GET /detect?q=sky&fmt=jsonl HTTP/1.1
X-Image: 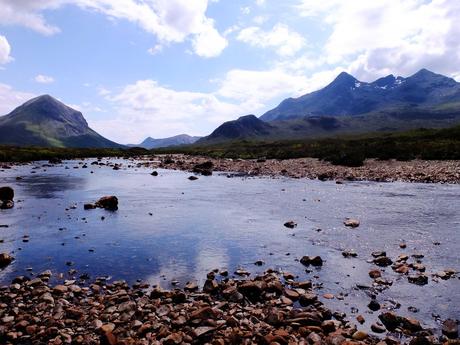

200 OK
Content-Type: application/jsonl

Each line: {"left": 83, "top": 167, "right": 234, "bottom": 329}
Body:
{"left": 0, "top": 0, "right": 459, "bottom": 144}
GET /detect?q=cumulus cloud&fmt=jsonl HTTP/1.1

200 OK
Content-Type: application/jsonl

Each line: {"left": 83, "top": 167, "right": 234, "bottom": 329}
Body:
{"left": 34, "top": 74, "right": 55, "bottom": 84}
{"left": 297, "top": 0, "right": 460, "bottom": 80}
{"left": 0, "top": 35, "right": 13, "bottom": 64}
{"left": 237, "top": 23, "right": 306, "bottom": 56}
{"left": 0, "top": 0, "right": 228, "bottom": 57}
{"left": 0, "top": 83, "right": 35, "bottom": 115}
{"left": 90, "top": 68, "right": 314, "bottom": 143}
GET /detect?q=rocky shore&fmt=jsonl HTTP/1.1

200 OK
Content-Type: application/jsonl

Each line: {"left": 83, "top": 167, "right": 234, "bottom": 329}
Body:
{"left": 144, "top": 155, "right": 460, "bottom": 184}
{"left": 1, "top": 270, "right": 458, "bottom": 345}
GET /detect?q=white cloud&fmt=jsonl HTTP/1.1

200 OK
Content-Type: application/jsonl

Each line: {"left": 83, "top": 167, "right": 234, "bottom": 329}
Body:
{"left": 147, "top": 44, "right": 163, "bottom": 55}
{"left": 191, "top": 18, "right": 228, "bottom": 58}
{"left": 34, "top": 74, "right": 55, "bottom": 84}
{"left": 0, "top": 35, "right": 13, "bottom": 64}
{"left": 237, "top": 23, "right": 306, "bottom": 56}
{"left": 90, "top": 67, "right": 315, "bottom": 143}
{"left": 0, "top": 0, "right": 228, "bottom": 57}
{"left": 297, "top": 0, "right": 460, "bottom": 80}
{"left": 0, "top": 83, "right": 35, "bottom": 115}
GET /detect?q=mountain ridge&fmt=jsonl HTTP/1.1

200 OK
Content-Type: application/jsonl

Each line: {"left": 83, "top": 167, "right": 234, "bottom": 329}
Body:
{"left": 0, "top": 95, "right": 123, "bottom": 148}
{"left": 199, "top": 69, "right": 460, "bottom": 144}
{"left": 129, "top": 134, "right": 201, "bottom": 149}
{"left": 260, "top": 69, "right": 460, "bottom": 121}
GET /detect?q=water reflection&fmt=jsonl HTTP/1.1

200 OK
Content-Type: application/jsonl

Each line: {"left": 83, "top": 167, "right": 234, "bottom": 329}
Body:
{"left": 16, "top": 174, "right": 86, "bottom": 199}
{"left": 0, "top": 162, "right": 459, "bottom": 331}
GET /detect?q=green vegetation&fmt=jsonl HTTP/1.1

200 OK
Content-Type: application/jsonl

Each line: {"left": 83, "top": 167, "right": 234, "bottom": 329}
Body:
{"left": 0, "top": 146, "right": 147, "bottom": 163}
{"left": 1, "top": 125, "right": 459, "bottom": 167}
{"left": 155, "top": 125, "right": 460, "bottom": 167}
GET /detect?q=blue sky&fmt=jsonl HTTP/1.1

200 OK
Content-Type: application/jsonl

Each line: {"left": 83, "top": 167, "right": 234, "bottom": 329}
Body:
{"left": 0, "top": 0, "right": 459, "bottom": 143}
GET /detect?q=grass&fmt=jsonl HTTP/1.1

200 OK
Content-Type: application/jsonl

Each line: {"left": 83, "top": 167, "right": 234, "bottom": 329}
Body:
{"left": 1, "top": 125, "right": 459, "bottom": 167}
{"left": 154, "top": 125, "right": 460, "bottom": 167}
{"left": 0, "top": 146, "right": 148, "bottom": 163}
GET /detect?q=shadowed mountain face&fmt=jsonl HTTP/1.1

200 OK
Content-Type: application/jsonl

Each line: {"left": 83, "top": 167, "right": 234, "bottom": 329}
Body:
{"left": 130, "top": 134, "right": 201, "bottom": 149}
{"left": 197, "top": 69, "right": 460, "bottom": 144}
{"left": 198, "top": 115, "right": 274, "bottom": 144}
{"left": 260, "top": 69, "right": 460, "bottom": 121}
{"left": 0, "top": 95, "right": 122, "bottom": 148}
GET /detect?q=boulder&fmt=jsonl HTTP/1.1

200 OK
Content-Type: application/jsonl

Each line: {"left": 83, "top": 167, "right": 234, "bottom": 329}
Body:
{"left": 95, "top": 196, "right": 118, "bottom": 211}
{"left": 0, "top": 252, "right": 14, "bottom": 267}
{"left": 0, "top": 186, "right": 14, "bottom": 201}
{"left": 192, "top": 161, "right": 213, "bottom": 176}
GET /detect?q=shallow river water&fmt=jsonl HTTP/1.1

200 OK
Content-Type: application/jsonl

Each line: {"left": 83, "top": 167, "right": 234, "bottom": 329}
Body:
{"left": 0, "top": 159, "right": 459, "bottom": 332}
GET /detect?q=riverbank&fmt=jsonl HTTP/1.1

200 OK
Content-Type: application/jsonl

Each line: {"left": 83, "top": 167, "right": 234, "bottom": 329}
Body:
{"left": 0, "top": 270, "right": 457, "bottom": 345}
{"left": 147, "top": 155, "right": 460, "bottom": 184}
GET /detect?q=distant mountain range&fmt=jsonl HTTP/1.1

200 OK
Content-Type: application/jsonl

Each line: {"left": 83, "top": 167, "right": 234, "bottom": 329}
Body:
{"left": 1, "top": 69, "right": 459, "bottom": 149}
{"left": 198, "top": 69, "right": 460, "bottom": 144}
{"left": 128, "top": 134, "right": 201, "bottom": 149}
{"left": 0, "top": 95, "right": 122, "bottom": 148}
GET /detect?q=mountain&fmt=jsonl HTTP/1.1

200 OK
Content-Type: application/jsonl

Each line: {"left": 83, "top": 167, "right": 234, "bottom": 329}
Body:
{"left": 197, "top": 115, "right": 274, "bottom": 144}
{"left": 129, "top": 134, "right": 201, "bottom": 149}
{"left": 199, "top": 69, "right": 460, "bottom": 144}
{"left": 261, "top": 69, "right": 460, "bottom": 121}
{"left": 0, "top": 95, "right": 122, "bottom": 148}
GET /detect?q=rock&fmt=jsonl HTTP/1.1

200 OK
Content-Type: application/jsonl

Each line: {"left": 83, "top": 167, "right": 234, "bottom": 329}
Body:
{"left": 151, "top": 171, "right": 158, "bottom": 176}
{"left": 344, "top": 218, "right": 360, "bottom": 228}
{"left": 300, "top": 255, "right": 323, "bottom": 266}
{"left": 408, "top": 274, "right": 428, "bottom": 285}
{"left": 53, "top": 285, "right": 68, "bottom": 294}
{"left": 373, "top": 256, "right": 393, "bottom": 267}
{"left": 239, "top": 281, "right": 266, "bottom": 301}
{"left": 95, "top": 196, "right": 118, "bottom": 211}
{"left": 299, "top": 293, "right": 318, "bottom": 306}
{"left": 188, "top": 176, "right": 198, "bottom": 180}
{"left": 379, "top": 312, "right": 400, "bottom": 331}
{"left": 371, "top": 323, "right": 386, "bottom": 333}
{"left": 190, "top": 307, "right": 215, "bottom": 320}
{"left": 352, "top": 331, "right": 368, "bottom": 340}
{"left": 203, "top": 279, "right": 219, "bottom": 293}
{"left": 368, "top": 300, "right": 380, "bottom": 311}
{"left": 184, "top": 281, "right": 198, "bottom": 291}
{"left": 0, "top": 186, "right": 14, "bottom": 201}
{"left": 400, "top": 317, "right": 422, "bottom": 332}
{"left": 0, "top": 200, "right": 14, "bottom": 209}
{"left": 369, "top": 269, "right": 382, "bottom": 279}
{"left": 284, "top": 221, "right": 297, "bottom": 229}
{"left": 0, "top": 252, "right": 14, "bottom": 267}
{"left": 356, "top": 315, "right": 365, "bottom": 324}
{"left": 84, "top": 203, "right": 96, "bottom": 210}
{"left": 372, "top": 251, "right": 386, "bottom": 258}
{"left": 442, "top": 319, "right": 458, "bottom": 339}
{"left": 194, "top": 326, "right": 215, "bottom": 337}
{"left": 342, "top": 250, "right": 358, "bottom": 258}
{"left": 192, "top": 161, "right": 213, "bottom": 176}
